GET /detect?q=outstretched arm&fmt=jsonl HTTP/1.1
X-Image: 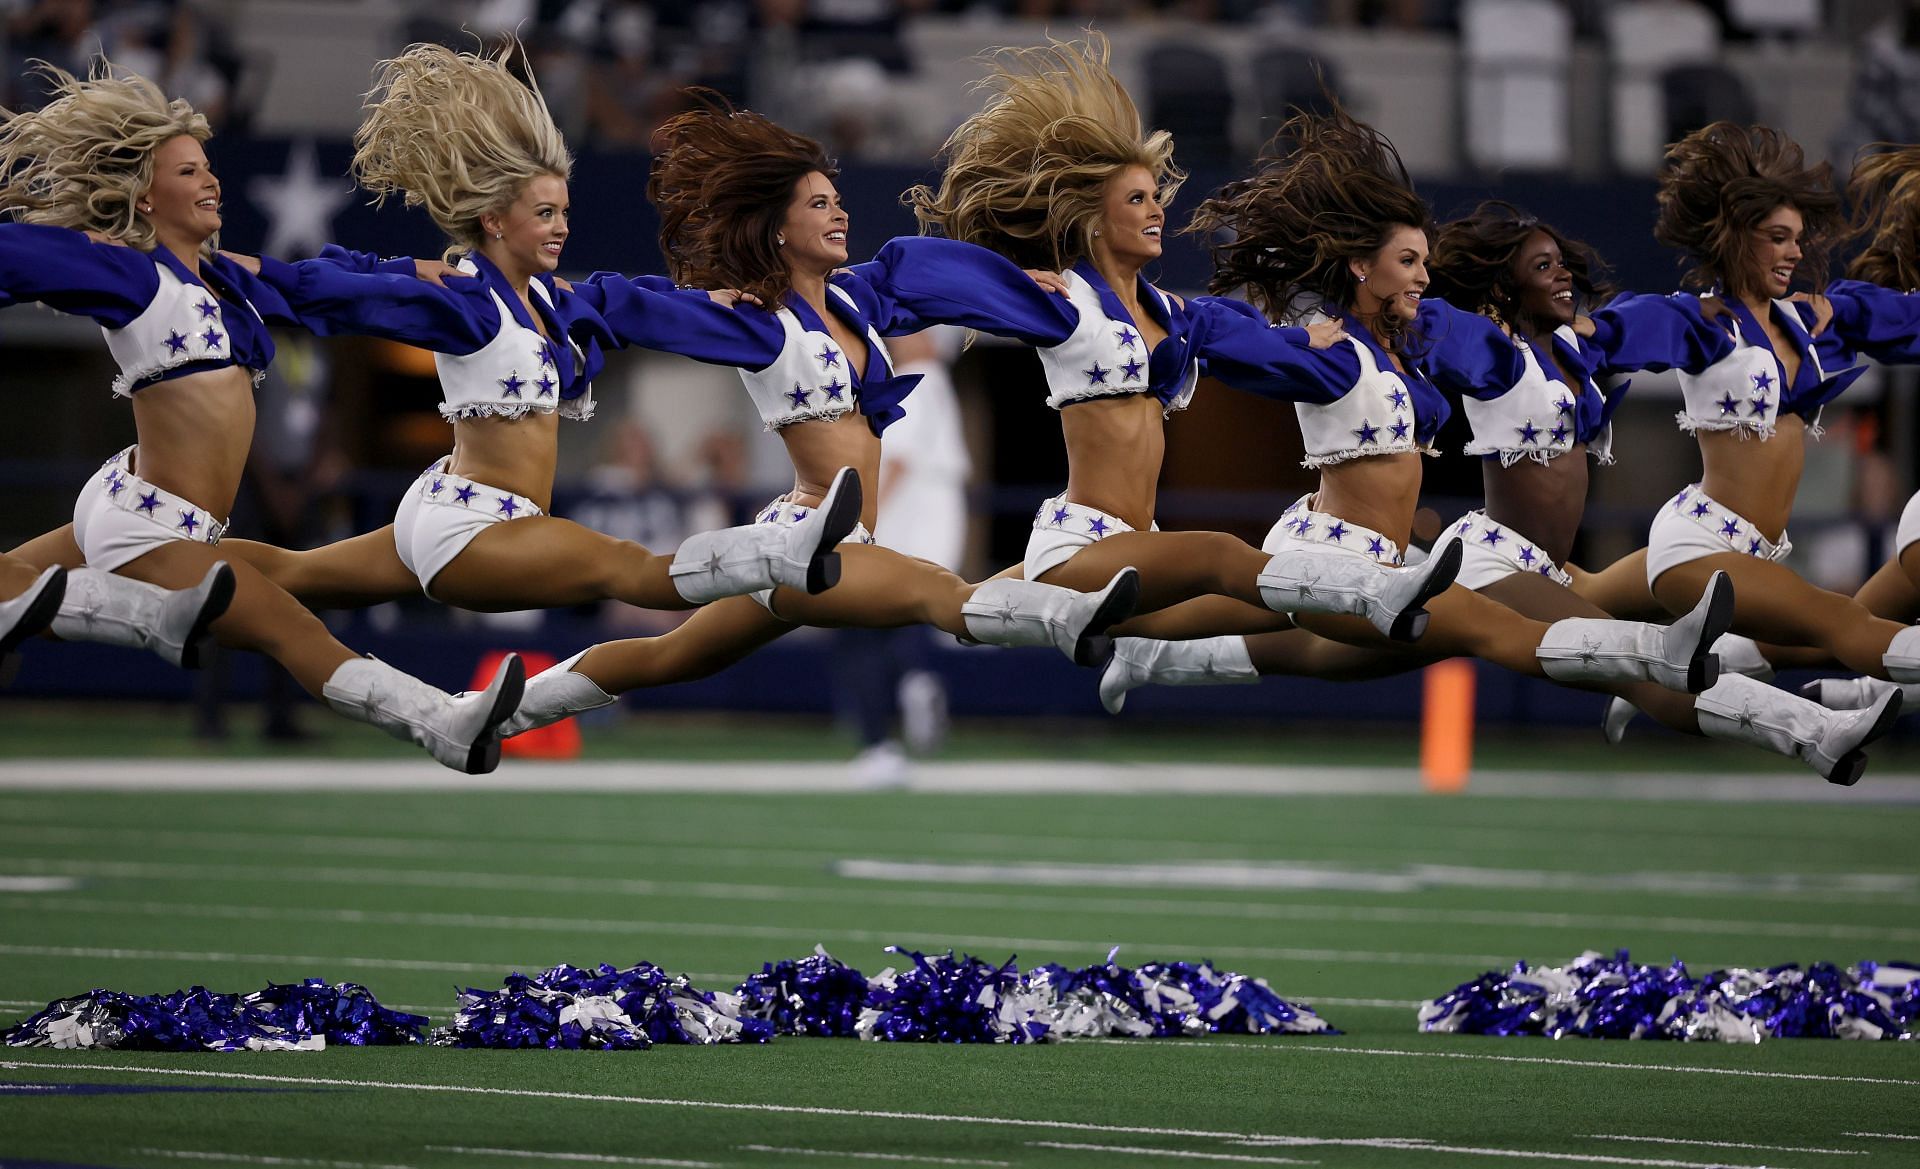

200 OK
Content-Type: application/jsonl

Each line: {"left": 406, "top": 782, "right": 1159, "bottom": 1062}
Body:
{"left": 1184, "top": 294, "right": 1357, "bottom": 404}
{"left": 1585, "top": 291, "right": 1736, "bottom": 375}
{"left": 246, "top": 245, "right": 498, "bottom": 351}
{"left": 0, "top": 223, "right": 161, "bottom": 326}
{"left": 843, "top": 236, "right": 1081, "bottom": 345}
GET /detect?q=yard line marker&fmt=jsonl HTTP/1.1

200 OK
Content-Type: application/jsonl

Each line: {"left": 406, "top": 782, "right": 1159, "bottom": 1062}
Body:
{"left": 3, "top": 758, "right": 1917, "bottom": 804}
{"left": 427, "top": 1147, "right": 717, "bottom": 1167}
{"left": 1578, "top": 1134, "right": 1866, "bottom": 1155}
{"left": 1221, "top": 1134, "right": 1818, "bottom": 1168}
{"left": 735, "top": 1145, "right": 1011, "bottom": 1166}
{"left": 0, "top": 876, "right": 77, "bottom": 892}
{"left": 136, "top": 1150, "right": 415, "bottom": 1169}
{"left": 1084, "top": 1039, "right": 1920, "bottom": 1088}
{"left": 1842, "top": 1132, "right": 1920, "bottom": 1140}
{"left": 1028, "top": 1142, "right": 1313, "bottom": 1165}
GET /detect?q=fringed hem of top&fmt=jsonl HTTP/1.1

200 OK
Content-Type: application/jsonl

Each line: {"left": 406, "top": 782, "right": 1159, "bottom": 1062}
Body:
{"left": 441, "top": 399, "right": 594, "bottom": 423}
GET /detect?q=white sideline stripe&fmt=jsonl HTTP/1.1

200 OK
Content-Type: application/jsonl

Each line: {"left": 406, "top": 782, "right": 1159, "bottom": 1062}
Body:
{"left": 1220, "top": 1135, "right": 1817, "bottom": 1169}
{"left": 1579, "top": 1134, "right": 1867, "bottom": 1156}
{"left": 1843, "top": 1132, "right": 1920, "bottom": 1140}
{"left": 136, "top": 1151, "right": 415, "bottom": 1169}
{"left": 427, "top": 1147, "right": 716, "bottom": 1167}
{"left": 1029, "top": 1142, "right": 1314, "bottom": 1165}
{"left": 0, "top": 876, "right": 78, "bottom": 892}
{"left": 1082, "top": 1039, "right": 1920, "bottom": 1088}
{"left": 3, "top": 759, "right": 1918, "bottom": 803}
{"left": 836, "top": 858, "right": 1920, "bottom": 900}
{"left": 736, "top": 1145, "right": 1012, "bottom": 1166}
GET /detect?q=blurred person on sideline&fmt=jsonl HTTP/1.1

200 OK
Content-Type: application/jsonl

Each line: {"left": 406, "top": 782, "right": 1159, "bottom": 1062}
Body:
{"left": 831, "top": 327, "right": 970, "bottom": 785}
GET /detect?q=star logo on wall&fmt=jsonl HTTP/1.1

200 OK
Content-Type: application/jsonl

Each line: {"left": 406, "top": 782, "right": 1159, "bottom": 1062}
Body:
{"left": 248, "top": 139, "right": 353, "bottom": 259}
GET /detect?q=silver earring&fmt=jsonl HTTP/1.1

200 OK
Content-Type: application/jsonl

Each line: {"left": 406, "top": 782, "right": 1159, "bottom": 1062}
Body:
{"left": 1358, "top": 274, "right": 1367, "bottom": 283}
{"left": 139, "top": 204, "right": 151, "bottom": 213}
{"left": 493, "top": 232, "right": 503, "bottom": 240}
{"left": 777, "top": 235, "right": 786, "bottom": 246}
{"left": 1092, "top": 229, "right": 1101, "bottom": 237}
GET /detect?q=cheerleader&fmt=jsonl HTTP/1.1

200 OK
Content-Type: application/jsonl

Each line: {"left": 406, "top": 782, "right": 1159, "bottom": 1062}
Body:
{"left": 0, "top": 63, "right": 523, "bottom": 773}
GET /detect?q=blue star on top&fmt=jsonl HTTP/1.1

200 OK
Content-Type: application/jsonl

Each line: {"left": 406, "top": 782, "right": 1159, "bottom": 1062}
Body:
{"left": 1516, "top": 421, "right": 1541, "bottom": 445}
{"left": 106, "top": 473, "right": 126, "bottom": 497}
{"left": 536, "top": 374, "right": 555, "bottom": 397}
{"left": 1354, "top": 420, "right": 1380, "bottom": 446}
{"left": 1752, "top": 370, "right": 1773, "bottom": 391}
{"left": 1387, "top": 387, "right": 1409, "bottom": 410}
{"left": 538, "top": 344, "right": 556, "bottom": 369}
{"left": 454, "top": 484, "right": 477, "bottom": 505}
{"left": 136, "top": 490, "right": 161, "bottom": 514}
{"left": 1518, "top": 545, "right": 1536, "bottom": 565}
{"left": 1719, "top": 517, "right": 1742, "bottom": 538}
{"left": 1088, "top": 516, "right": 1110, "bottom": 537}
{"left": 1718, "top": 393, "right": 1741, "bottom": 416}
{"left": 1556, "top": 397, "right": 1575, "bottom": 415}
{"left": 1115, "top": 326, "right": 1138, "bottom": 349}
{"left": 791, "top": 509, "right": 808, "bottom": 521}
{"left": 787, "top": 384, "right": 813, "bottom": 409}
{"left": 816, "top": 345, "right": 841, "bottom": 370}
{"left": 199, "top": 326, "right": 223, "bottom": 349}
{"left": 177, "top": 509, "right": 200, "bottom": 534}
{"left": 823, "top": 378, "right": 846, "bottom": 402}
{"left": 1389, "top": 418, "right": 1411, "bottom": 442}
{"left": 194, "top": 299, "right": 218, "bottom": 319}
{"left": 1749, "top": 394, "right": 1771, "bottom": 416}
{"left": 1084, "top": 362, "right": 1111, "bottom": 386}
{"left": 1479, "top": 526, "right": 1506, "bottom": 547}
{"left": 163, "top": 331, "right": 189, "bottom": 355}
{"left": 497, "top": 496, "right": 519, "bottom": 518}
{"left": 499, "top": 373, "right": 524, "bottom": 398}
{"left": 1691, "top": 501, "right": 1712, "bottom": 518}
{"left": 1120, "top": 357, "right": 1144, "bottom": 381}
{"left": 1748, "top": 537, "right": 1764, "bottom": 555}
{"left": 1051, "top": 506, "right": 1071, "bottom": 527}
{"left": 1367, "top": 536, "right": 1388, "bottom": 558}
{"left": 1291, "top": 516, "right": 1315, "bottom": 537}
{"left": 1325, "top": 521, "right": 1349, "bottom": 543}
{"left": 1549, "top": 423, "right": 1571, "bottom": 444}
{"left": 430, "top": 478, "right": 445, "bottom": 495}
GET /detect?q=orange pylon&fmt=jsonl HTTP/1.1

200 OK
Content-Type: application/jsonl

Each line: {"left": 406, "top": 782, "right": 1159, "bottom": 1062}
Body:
{"left": 471, "top": 649, "right": 583, "bottom": 759}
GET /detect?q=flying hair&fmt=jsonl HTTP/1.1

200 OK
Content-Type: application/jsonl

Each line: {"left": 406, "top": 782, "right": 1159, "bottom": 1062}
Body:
{"left": 1653, "top": 121, "right": 1840, "bottom": 299}
{"left": 1845, "top": 145, "right": 1920, "bottom": 291}
{"left": 1429, "top": 200, "right": 1615, "bottom": 336}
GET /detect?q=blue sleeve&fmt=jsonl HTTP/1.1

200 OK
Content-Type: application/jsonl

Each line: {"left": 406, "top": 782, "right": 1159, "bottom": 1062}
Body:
{"left": 1182, "top": 295, "right": 1354, "bottom": 403}
{"left": 844, "top": 236, "right": 1079, "bottom": 345}
{"left": 565, "top": 272, "right": 786, "bottom": 371}
{"left": 254, "top": 251, "right": 498, "bottom": 352}
{"left": 0, "top": 223, "right": 161, "bottom": 327}
{"left": 1825, "top": 280, "right": 1920, "bottom": 365}
{"left": 1410, "top": 299, "right": 1526, "bottom": 401}
{"left": 1586, "top": 292, "right": 1735, "bottom": 375}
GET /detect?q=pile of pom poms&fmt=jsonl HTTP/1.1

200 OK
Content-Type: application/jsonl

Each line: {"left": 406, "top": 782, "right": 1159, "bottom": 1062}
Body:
{"left": 4, "top": 946, "right": 1334, "bottom": 1052}
{"left": 1420, "top": 950, "right": 1920, "bottom": 1042}
{"left": 2, "top": 980, "right": 428, "bottom": 1052}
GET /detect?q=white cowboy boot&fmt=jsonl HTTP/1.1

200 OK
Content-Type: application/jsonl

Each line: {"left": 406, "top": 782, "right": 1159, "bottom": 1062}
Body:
{"left": 668, "top": 466, "right": 863, "bottom": 603}
{"left": 47, "top": 563, "right": 235, "bottom": 669}
{"left": 1099, "top": 635, "right": 1257, "bottom": 714}
{"left": 1799, "top": 675, "right": 1920, "bottom": 711}
{"left": 962, "top": 568, "right": 1140, "bottom": 667}
{"left": 1537, "top": 571, "right": 1731, "bottom": 692}
{"left": 0, "top": 566, "right": 66, "bottom": 660}
{"left": 1600, "top": 695, "right": 1637, "bottom": 745}
{"left": 1714, "top": 633, "right": 1775, "bottom": 681}
{"left": 1697, "top": 674, "right": 1901, "bottom": 787}
{"left": 498, "top": 648, "right": 616, "bottom": 738}
{"left": 323, "top": 654, "right": 525, "bottom": 774}
{"left": 1881, "top": 625, "right": 1920, "bottom": 683}
{"left": 1256, "top": 537, "right": 1462, "bottom": 642}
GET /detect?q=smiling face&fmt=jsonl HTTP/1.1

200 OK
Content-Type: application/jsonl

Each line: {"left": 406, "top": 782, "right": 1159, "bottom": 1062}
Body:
{"left": 780, "top": 171, "right": 849, "bottom": 275}
{"left": 1093, "top": 164, "right": 1165, "bottom": 267}
{"left": 139, "top": 134, "right": 221, "bottom": 245}
{"left": 1745, "top": 203, "right": 1805, "bottom": 299}
{"left": 1508, "top": 229, "right": 1574, "bottom": 333}
{"left": 481, "top": 172, "right": 570, "bottom": 278}
{"left": 1353, "top": 223, "right": 1428, "bottom": 322}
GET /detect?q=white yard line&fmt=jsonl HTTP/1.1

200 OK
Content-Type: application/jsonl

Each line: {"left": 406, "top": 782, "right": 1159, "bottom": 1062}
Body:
{"left": 735, "top": 1145, "right": 1011, "bottom": 1166}
{"left": 1219, "top": 1134, "right": 1820, "bottom": 1169}
{"left": 1028, "top": 1142, "right": 1314, "bottom": 1165}
{"left": 1578, "top": 1134, "right": 1868, "bottom": 1156}
{"left": 135, "top": 1151, "right": 415, "bottom": 1169}
{"left": 1841, "top": 1132, "right": 1920, "bottom": 1140}
{"left": 426, "top": 1147, "right": 717, "bottom": 1167}
{"left": 0, "top": 876, "right": 78, "bottom": 892}
{"left": 2, "top": 759, "right": 1916, "bottom": 804}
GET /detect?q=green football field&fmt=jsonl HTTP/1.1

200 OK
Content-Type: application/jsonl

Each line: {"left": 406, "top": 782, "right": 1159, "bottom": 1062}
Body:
{"left": 2, "top": 714, "right": 1919, "bottom": 1169}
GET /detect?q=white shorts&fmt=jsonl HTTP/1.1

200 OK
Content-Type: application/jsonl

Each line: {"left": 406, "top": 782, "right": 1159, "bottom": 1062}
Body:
{"left": 72, "top": 446, "right": 227, "bottom": 572}
{"left": 1897, "top": 490, "right": 1920, "bottom": 557}
{"left": 1260, "top": 495, "right": 1403, "bottom": 566}
{"left": 393, "top": 457, "right": 543, "bottom": 599}
{"left": 1447, "top": 508, "right": 1572, "bottom": 589}
{"left": 750, "top": 496, "right": 875, "bottom": 613}
{"left": 1646, "top": 483, "right": 1791, "bottom": 587}
{"left": 1023, "top": 495, "right": 1143, "bottom": 580}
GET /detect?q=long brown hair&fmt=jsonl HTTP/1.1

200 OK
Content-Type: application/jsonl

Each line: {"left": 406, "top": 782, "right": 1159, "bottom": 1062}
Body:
{"left": 1188, "top": 101, "right": 1429, "bottom": 344}
{"left": 1846, "top": 145, "right": 1920, "bottom": 290}
{"left": 1654, "top": 122, "right": 1841, "bottom": 300}
{"left": 648, "top": 98, "right": 838, "bottom": 308}
{"left": 1429, "top": 201, "right": 1614, "bottom": 337}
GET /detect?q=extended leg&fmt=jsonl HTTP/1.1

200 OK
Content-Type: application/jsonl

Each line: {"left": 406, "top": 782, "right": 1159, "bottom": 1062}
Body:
{"left": 1653, "top": 554, "right": 1920, "bottom": 681}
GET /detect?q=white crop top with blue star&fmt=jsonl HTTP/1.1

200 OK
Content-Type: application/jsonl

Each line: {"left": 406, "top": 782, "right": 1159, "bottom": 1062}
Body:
{"left": 431, "top": 257, "right": 591, "bottom": 422}
{"left": 738, "top": 285, "right": 893, "bottom": 431}
{"left": 1035, "top": 270, "right": 1193, "bottom": 415}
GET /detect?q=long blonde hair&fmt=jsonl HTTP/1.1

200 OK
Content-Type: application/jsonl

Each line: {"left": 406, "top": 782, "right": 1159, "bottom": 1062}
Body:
{"left": 906, "top": 33, "right": 1183, "bottom": 271}
{"left": 1847, "top": 145, "right": 1920, "bottom": 291}
{"left": 0, "top": 60, "right": 211, "bottom": 253}
{"left": 352, "top": 40, "right": 572, "bottom": 261}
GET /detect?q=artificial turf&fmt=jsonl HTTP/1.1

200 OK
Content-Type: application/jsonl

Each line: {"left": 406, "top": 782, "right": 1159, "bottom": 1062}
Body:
{"left": 1, "top": 760, "right": 1918, "bottom": 1168}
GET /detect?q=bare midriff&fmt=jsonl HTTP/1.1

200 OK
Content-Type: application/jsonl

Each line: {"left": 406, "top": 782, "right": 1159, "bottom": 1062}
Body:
{"left": 126, "top": 365, "right": 257, "bottom": 520}
{"left": 1314, "top": 451, "right": 1425, "bottom": 551}
{"left": 447, "top": 411, "right": 561, "bottom": 511}
{"left": 1482, "top": 448, "right": 1590, "bottom": 567}
{"left": 1698, "top": 417, "right": 1804, "bottom": 542}
{"left": 1060, "top": 393, "right": 1165, "bottom": 531}
{"left": 777, "top": 411, "right": 883, "bottom": 526}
